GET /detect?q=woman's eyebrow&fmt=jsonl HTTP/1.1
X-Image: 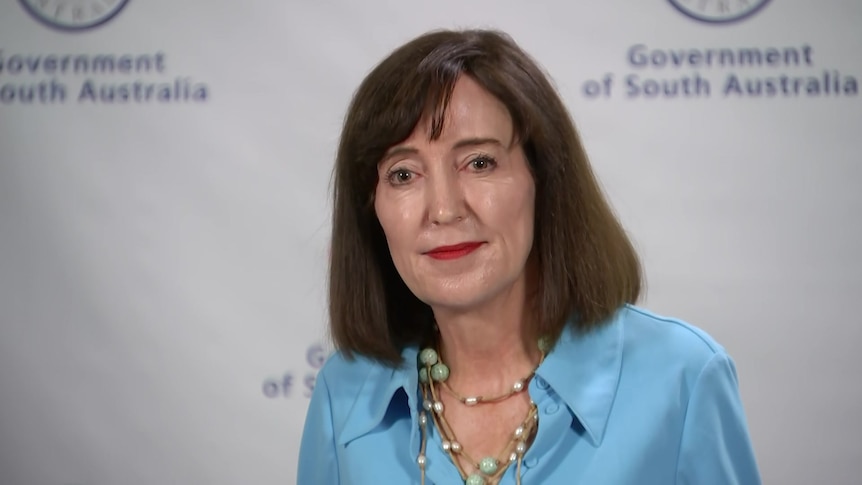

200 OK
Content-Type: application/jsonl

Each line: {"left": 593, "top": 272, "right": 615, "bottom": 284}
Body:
{"left": 382, "top": 136, "right": 505, "bottom": 164}
{"left": 451, "top": 137, "right": 506, "bottom": 150}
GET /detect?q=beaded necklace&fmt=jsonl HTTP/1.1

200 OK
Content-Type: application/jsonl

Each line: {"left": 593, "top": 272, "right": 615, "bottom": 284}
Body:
{"left": 416, "top": 343, "right": 546, "bottom": 485}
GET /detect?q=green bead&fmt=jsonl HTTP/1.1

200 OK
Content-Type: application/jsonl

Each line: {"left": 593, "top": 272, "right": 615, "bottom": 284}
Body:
{"left": 418, "top": 367, "right": 429, "bottom": 383}
{"left": 465, "top": 474, "right": 485, "bottom": 485}
{"left": 478, "top": 457, "right": 498, "bottom": 475}
{"left": 430, "top": 363, "right": 450, "bottom": 382}
{"left": 538, "top": 336, "right": 552, "bottom": 353}
{"left": 419, "top": 348, "right": 438, "bottom": 366}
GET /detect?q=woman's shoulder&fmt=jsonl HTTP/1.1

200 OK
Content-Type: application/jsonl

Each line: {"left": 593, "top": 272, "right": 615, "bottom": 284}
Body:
{"left": 620, "top": 304, "right": 726, "bottom": 352}
{"left": 317, "top": 350, "right": 388, "bottom": 387}
{"left": 315, "top": 347, "right": 415, "bottom": 402}
{"left": 615, "top": 304, "right": 733, "bottom": 377}
{"left": 309, "top": 348, "right": 416, "bottom": 445}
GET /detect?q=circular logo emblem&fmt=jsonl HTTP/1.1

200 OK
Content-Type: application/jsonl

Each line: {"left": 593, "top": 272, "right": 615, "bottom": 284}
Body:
{"left": 19, "top": 0, "right": 131, "bottom": 31}
{"left": 668, "top": 0, "right": 771, "bottom": 24}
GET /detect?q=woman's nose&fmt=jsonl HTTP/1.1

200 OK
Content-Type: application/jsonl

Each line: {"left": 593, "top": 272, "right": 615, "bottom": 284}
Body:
{"left": 427, "top": 171, "right": 466, "bottom": 225}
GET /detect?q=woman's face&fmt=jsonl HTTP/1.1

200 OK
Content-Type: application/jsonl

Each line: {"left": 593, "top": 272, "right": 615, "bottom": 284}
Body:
{"left": 374, "top": 76, "right": 536, "bottom": 313}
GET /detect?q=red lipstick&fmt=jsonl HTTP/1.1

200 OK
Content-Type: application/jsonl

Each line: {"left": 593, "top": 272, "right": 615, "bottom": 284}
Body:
{"left": 425, "top": 242, "right": 483, "bottom": 260}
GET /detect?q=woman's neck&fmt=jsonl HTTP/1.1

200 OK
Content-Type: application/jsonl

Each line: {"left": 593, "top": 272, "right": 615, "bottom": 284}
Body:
{"left": 432, "top": 295, "right": 541, "bottom": 397}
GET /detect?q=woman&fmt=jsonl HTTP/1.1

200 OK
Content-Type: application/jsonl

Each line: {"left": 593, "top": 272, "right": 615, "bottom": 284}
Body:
{"left": 298, "top": 29, "right": 760, "bottom": 484}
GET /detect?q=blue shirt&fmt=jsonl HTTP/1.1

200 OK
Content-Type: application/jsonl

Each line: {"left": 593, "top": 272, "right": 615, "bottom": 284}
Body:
{"left": 298, "top": 305, "right": 761, "bottom": 484}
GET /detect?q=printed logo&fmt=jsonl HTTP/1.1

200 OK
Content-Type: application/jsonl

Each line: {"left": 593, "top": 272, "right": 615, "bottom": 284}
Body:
{"left": 262, "top": 343, "right": 329, "bottom": 399}
{"left": 19, "top": 0, "right": 131, "bottom": 31}
{"left": 668, "top": 0, "right": 771, "bottom": 24}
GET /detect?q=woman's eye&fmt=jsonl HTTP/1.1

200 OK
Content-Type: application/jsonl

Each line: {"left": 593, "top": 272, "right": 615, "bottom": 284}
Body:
{"left": 469, "top": 155, "right": 497, "bottom": 171}
{"left": 387, "top": 169, "right": 413, "bottom": 185}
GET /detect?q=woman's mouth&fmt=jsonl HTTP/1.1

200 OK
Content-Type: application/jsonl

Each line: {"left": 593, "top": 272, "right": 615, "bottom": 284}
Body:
{"left": 424, "top": 242, "right": 484, "bottom": 260}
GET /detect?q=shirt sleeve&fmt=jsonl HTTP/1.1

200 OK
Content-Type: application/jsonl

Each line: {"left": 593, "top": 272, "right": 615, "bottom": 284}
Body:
{"left": 675, "top": 352, "right": 761, "bottom": 485}
{"left": 297, "top": 370, "right": 341, "bottom": 484}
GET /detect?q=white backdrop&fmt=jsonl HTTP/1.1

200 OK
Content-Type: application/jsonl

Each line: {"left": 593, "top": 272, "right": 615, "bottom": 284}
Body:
{"left": 1, "top": 1, "right": 860, "bottom": 484}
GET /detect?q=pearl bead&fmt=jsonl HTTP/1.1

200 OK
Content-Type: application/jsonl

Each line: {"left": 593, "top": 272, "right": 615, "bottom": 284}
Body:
{"left": 442, "top": 440, "right": 451, "bottom": 451}
{"left": 513, "top": 380, "right": 524, "bottom": 392}
{"left": 464, "top": 396, "right": 479, "bottom": 406}
{"left": 430, "top": 363, "right": 450, "bottom": 382}
{"left": 419, "top": 348, "right": 438, "bottom": 366}
{"left": 513, "top": 426, "right": 524, "bottom": 438}
{"left": 419, "top": 413, "right": 427, "bottom": 426}
{"left": 418, "top": 367, "right": 429, "bottom": 383}
{"left": 515, "top": 441, "right": 527, "bottom": 454}
{"left": 417, "top": 454, "right": 426, "bottom": 469}
{"left": 423, "top": 400, "right": 432, "bottom": 411}
{"left": 478, "top": 457, "right": 499, "bottom": 475}
{"left": 450, "top": 441, "right": 462, "bottom": 453}
{"left": 466, "top": 473, "right": 485, "bottom": 485}
{"left": 509, "top": 452, "right": 518, "bottom": 463}
{"left": 433, "top": 401, "right": 444, "bottom": 414}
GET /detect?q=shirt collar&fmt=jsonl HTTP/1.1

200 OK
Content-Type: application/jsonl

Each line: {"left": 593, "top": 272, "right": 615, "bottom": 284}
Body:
{"left": 535, "top": 308, "right": 624, "bottom": 446}
{"left": 337, "top": 346, "right": 419, "bottom": 446}
{"left": 337, "top": 308, "right": 624, "bottom": 447}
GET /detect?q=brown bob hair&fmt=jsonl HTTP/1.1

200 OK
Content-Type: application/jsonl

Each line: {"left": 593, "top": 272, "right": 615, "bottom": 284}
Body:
{"left": 329, "top": 29, "right": 641, "bottom": 365}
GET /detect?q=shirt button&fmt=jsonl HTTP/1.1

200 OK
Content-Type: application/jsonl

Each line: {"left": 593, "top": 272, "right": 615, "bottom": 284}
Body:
{"left": 534, "top": 376, "right": 549, "bottom": 390}
{"left": 544, "top": 403, "right": 559, "bottom": 414}
{"left": 525, "top": 457, "right": 539, "bottom": 468}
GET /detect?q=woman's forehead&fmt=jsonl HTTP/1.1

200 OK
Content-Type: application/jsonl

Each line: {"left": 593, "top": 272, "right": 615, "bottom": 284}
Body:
{"left": 404, "top": 77, "right": 515, "bottom": 148}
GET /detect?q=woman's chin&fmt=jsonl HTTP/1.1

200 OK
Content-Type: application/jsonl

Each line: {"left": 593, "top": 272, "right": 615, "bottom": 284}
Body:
{"left": 419, "top": 289, "right": 498, "bottom": 315}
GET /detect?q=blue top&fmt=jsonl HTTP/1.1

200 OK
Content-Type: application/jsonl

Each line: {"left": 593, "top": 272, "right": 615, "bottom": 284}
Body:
{"left": 298, "top": 305, "right": 761, "bottom": 484}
